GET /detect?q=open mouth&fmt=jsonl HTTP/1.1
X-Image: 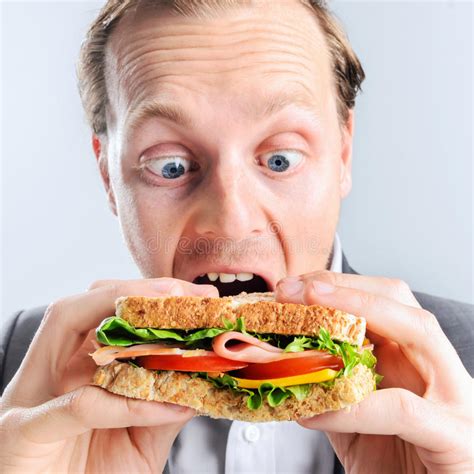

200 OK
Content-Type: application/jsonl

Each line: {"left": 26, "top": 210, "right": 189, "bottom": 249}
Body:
{"left": 192, "top": 273, "right": 270, "bottom": 297}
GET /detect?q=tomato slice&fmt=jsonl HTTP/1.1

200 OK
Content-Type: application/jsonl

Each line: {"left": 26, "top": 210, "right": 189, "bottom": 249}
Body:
{"left": 136, "top": 353, "right": 249, "bottom": 372}
{"left": 230, "top": 353, "right": 343, "bottom": 379}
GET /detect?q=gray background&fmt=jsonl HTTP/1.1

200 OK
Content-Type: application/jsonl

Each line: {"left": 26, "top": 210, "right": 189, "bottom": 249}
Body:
{"left": 1, "top": 0, "right": 472, "bottom": 321}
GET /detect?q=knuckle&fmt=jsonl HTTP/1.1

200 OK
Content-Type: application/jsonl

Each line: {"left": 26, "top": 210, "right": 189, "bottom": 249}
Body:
{"left": 0, "top": 409, "right": 21, "bottom": 447}
{"left": 43, "top": 298, "right": 67, "bottom": 324}
{"left": 354, "top": 290, "right": 376, "bottom": 311}
{"left": 96, "top": 281, "right": 129, "bottom": 300}
{"left": 0, "top": 408, "right": 20, "bottom": 432}
{"left": 105, "top": 282, "right": 123, "bottom": 298}
{"left": 397, "top": 390, "right": 421, "bottom": 424}
{"left": 304, "top": 270, "right": 334, "bottom": 284}
{"left": 157, "top": 278, "right": 184, "bottom": 295}
{"left": 390, "top": 278, "right": 411, "bottom": 300}
{"left": 415, "top": 308, "right": 439, "bottom": 336}
{"left": 89, "top": 280, "right": 124, "bottom": 297}
{"left": 156, "top": 277, "right": 177, "bottom": 286}
{"left": 88, "top": 279, "right": 110, "bottom": 291}
{"left": 66, "top": 387, "right": 90, "bottom": 423}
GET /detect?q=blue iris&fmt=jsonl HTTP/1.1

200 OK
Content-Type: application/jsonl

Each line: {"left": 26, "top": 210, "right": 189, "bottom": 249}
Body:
{"left": 162, "top": 162, "right": 185, "bottom": 179}
{"left": 267, "top": 154, "right": 290, "bottom": 172}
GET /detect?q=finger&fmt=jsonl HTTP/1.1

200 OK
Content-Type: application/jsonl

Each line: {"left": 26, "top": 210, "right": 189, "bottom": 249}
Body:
{"left": 276, "top": 272, "right": 416, "bottom": 349}
{"left": 276, "top": 271, "right": 420, "bottom": 308}
{"left": 9, "top": 278, "right": 219, "bottom": 404}
{"left": 5, "top": 385, "right": 195, "bottom": 444}
{"left": 88, "top": 277, "right": 219, "bottom": 297}
{"left": 371, "top": 340, "right": 426, "bottom": 396}
{"left": 302, "top": 281, "right": 468, "bottom": 392}
{"left": 60, "top": 329, "right": 102, "bottom": 393}
{"left": 297, "top": 388, "right": 468, "bottom": 453}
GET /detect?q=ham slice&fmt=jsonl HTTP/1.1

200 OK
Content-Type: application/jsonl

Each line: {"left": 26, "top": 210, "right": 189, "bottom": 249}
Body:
{"left": 91, "top": 333, "right": 344, "bottom": 367}
{"left": 212, "top": 331, "right": 283, "bottom": 363}
{"left": 212, "top": 331, "right": 335, "bottom": 364}
{"left": 91, "top": 344, "right": 187, "bottom": 366}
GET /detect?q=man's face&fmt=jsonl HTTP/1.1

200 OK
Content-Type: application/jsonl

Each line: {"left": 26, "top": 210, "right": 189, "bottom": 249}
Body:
{"left": 98, "top": 0, "right": 353, "bottom": 295}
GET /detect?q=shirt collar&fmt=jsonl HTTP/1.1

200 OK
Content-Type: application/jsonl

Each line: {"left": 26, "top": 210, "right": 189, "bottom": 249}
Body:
{"left": 329, "top": 232, "right": 343, "bottom": 273}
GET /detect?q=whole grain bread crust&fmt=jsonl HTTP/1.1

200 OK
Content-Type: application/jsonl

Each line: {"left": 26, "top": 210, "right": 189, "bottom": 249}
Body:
{"left": 93, "top": 361, "right": 375, "bottom": 422}
{"left": 115, "top": 291, "right": 366, "bottom": 346}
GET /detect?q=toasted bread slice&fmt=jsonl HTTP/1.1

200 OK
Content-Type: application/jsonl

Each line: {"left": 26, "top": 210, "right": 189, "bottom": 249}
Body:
{"left": 93, "top": 361, "right": 375, "bottom": 422}
{"left": 116, "top": 291, "right": 365, "bottom": 346}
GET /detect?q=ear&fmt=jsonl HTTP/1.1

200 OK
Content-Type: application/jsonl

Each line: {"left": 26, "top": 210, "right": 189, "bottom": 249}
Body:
{"left": 92, "top": 134, "right": 118, "bottom": 216}
{"left": 339, "top": 109, "right": 354, "bottom": 199}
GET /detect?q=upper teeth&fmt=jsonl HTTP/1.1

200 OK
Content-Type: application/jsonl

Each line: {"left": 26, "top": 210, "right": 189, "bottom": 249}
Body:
{"left": 201, "top": 272, "right": 255, "bottom": 283}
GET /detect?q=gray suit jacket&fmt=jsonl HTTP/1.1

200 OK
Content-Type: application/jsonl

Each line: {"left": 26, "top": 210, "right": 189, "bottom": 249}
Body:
{"left": 1, "top": 255, "right": 473, "bottom": 474}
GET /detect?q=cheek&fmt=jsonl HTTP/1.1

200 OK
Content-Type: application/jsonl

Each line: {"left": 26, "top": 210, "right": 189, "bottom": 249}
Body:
{"left": 289, "top": 119, "right": 342, "bottom": 212}
{"left": 112, "top": 171, "right": 186, "bottom": 275}
{"left": 277, "top": 155, "right": 340, "bottom": 271}
{"left": 293, "top": 154, "right": 341, "bottom": 210}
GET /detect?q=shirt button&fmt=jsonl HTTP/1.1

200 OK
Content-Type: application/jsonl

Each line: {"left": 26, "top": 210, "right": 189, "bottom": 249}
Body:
{"left": 243, "top": 425, "right": 260, "bottom": 443}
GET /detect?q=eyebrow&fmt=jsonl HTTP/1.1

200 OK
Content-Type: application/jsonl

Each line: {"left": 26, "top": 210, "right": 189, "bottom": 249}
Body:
{"left": 125, "top": 89, "right": 320, "bottom": 132}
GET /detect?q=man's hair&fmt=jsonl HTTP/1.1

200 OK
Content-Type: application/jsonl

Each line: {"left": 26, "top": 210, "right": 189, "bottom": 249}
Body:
{"left": 77, "top": 0, "right": 365, "bottom": 136}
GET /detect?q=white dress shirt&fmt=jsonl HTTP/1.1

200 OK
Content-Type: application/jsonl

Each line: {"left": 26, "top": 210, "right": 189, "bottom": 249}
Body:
{"left": 167, "top": 233, "right": 343, "bottom": 474}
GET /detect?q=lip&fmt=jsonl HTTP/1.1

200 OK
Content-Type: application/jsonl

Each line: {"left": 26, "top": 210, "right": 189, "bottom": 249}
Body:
{"left": 180, "top": 265, "right": 278, "bottom": 292}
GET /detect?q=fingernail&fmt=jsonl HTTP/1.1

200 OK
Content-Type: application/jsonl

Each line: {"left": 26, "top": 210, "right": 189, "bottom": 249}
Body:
{"left": 312, "top": 280, "right": 335, "bottom": 294}
{"left": 278, "top": 277, "right": 304, "bottom": 296}
{"left": 205, "top": 287, "right": 219, "bottom": 297}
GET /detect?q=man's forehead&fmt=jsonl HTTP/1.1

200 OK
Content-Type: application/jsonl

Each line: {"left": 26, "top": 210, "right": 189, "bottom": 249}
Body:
{"left": 105, "top": 1, "right": 332, "bottom": 131}
{"left": 125, "top": 85, "right": 321, "bottom": 133}
{"left": 106, "top": 0, "right": 328, "bottom": 69}
{"left": 113, "top": 0, "right": 321, "bottom": 30}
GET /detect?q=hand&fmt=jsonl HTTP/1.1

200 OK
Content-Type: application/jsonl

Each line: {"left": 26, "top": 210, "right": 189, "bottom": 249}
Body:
{"left": 276, "top": 272, "right": 473, "bottom": 474}
{"left": 0, "top": 278, "right": 219, "bottom": 473}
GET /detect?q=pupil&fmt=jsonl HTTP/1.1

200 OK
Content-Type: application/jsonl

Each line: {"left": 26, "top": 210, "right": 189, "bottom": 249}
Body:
{"left": 162, "top": 162, "right": 185, "bottom": 179}
{"left": 268, "top": 155, "right": 290, "bottom": 172}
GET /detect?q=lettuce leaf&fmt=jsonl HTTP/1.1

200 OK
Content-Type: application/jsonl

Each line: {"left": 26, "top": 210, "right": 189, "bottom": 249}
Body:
{"left": 199, "top": 373, "right": 312, "bottom": 410}
{"left": 96, "top": 317, "right": 186, "bottom": 346}
{"left": 282, "top": 336, "right": 315, "bottom": 353}
{"left": 97, "top": 316, "right": 279, "bottom": 347}
{"left": 316, "top": 328, "right": 377, "bottom": 376}
{"left": 96, "top": 316, "right": 243, "bottom": 347}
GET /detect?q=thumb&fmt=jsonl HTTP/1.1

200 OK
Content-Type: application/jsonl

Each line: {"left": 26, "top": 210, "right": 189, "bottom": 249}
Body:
{"left": 8, "top": 385, "right": 195, "bottom": 444}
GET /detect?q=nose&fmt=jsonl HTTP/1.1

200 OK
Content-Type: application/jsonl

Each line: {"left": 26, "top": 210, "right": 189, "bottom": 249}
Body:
{"left": 190, "top": 157, "right": 267, "bottom": 241}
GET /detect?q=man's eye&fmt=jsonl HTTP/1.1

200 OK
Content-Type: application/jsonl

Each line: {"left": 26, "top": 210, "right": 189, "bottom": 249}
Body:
{"left": 145, "top": 157, "right": 192, "bottom": 179}
{"left": 260, "top": 150, "right": 303, "bottom": 173}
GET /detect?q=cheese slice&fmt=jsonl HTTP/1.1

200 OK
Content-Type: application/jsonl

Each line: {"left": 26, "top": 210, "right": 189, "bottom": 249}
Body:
{"left": 232, "top": 368, "right": 338, "bottom": 389}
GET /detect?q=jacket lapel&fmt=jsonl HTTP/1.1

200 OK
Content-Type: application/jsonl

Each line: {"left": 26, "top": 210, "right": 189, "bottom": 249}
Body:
{"left": 341, "top": 252, "right": 358, "bottom": 275}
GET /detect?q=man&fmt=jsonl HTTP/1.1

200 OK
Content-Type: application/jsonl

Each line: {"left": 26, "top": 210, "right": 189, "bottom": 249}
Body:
{"left": 1, "top": 0, "right": 472, "bottom": 473}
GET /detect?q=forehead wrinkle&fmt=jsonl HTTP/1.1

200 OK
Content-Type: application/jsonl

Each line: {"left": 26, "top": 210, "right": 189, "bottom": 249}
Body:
{"left": 109, "top": 12, "right": 324, "bottom": 83}
{"left": 117, "top": 28, "right": 314, "bottom": 69}
{"left": 120, "top": 45, "right": 315, "bottom": 84}
{"left": 113, "top": 13, "right": 316, "bottom": 59}
{"left": 125, "top": 87, "right": 321, "bottom": 134}
{"left": 118, "top": 43, "right": 321, "bottom": 114}
{"left": 115, "top": 37, "right": 317, "bottom": 98}
{"left": 123, "top": 59, "right": 315, "bottom": 105}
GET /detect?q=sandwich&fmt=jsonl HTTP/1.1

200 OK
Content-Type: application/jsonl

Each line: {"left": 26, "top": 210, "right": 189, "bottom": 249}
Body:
{"left": 91, "top": 291, "right": 380, "bottom": 422}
